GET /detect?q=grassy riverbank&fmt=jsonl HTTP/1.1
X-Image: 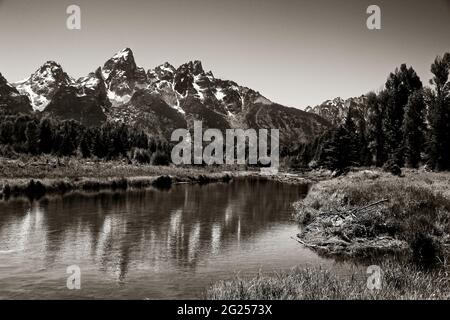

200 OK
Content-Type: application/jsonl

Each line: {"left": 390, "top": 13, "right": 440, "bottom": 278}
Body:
{"left": 0, "top": 156, "right": 238, "bottom": 199}
{"left": 0, "top": 156, "right": 313, "bottom": 199}
{"left": 207, "top": 168, "right": 450, "bottom": 300}
{"left": 207, "top": 262, "right": 450, "bottom": 300}
{"left": 294, "top": 169, "right": 450, "bottom": 264}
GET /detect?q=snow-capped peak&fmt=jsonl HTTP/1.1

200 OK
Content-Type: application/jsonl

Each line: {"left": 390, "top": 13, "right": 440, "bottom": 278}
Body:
{"left": 112, "top": 48, "right": 133, "bottom": 61}
{"left": 102, "top": 48, "right": 137, "bottom": 80}
{"left": 159, "top": 62, "right": 175, "bottom": 72}
{"left": 13, "top": 61, "right": 73, "bottom": 111}
{"left": 101, "top": 48, "right": 147, "bottom": 106}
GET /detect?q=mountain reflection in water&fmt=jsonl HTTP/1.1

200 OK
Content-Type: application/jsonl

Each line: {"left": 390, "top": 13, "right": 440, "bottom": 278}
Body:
{"left": 0, "top": 179, "right": 330, "bottom": 299}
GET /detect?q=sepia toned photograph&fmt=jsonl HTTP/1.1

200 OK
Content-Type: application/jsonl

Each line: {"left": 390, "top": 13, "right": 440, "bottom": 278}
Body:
{"left": 0, "top": 0, "right": 450, "bottom": 312}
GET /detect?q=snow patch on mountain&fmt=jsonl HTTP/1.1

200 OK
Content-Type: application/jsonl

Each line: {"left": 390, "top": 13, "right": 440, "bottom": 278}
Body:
{"left": 14, "top": 61, "right": 73, "bottom": 111}
{"left": 16, "top": 82, "right": 50, "bottom": 111}
{"left": 112, "top": 48, "right": 132, "bottom": 61}
{"left": 193, "top": 75, "right": 205, "bottom": 101}
{"left": 174, "top": 99, "right": 186, "bottom": 114}
{"left": 107, "top": 91, "right": 132, "bottom": 106}
{"left": 214, "top": 88, "right": 226, "bottom": 101}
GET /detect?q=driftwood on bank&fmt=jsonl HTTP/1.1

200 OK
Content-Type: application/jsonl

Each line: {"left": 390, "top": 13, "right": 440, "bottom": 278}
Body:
{"left": 348, "top": 199, "right": 388, "bottom": 217}
{"left": 291, "top": 236, "right": 319, "bottom": 248}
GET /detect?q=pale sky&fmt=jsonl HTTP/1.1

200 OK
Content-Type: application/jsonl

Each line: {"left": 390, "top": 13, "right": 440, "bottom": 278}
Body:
{"left": 1, "top": 0, "right": 449, "bottom": 109}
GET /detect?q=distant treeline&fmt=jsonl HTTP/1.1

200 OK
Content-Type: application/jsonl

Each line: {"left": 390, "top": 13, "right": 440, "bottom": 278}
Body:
{"left": 288, "top": 53, "right": 450, "bottom": 172}
{"left": 0, "top": 111, "right": 172, "bottom": 165}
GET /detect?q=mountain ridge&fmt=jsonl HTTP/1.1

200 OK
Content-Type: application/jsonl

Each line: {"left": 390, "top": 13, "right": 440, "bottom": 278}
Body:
{"left": 1, "top": 48, "right": 331, "bottom": 146}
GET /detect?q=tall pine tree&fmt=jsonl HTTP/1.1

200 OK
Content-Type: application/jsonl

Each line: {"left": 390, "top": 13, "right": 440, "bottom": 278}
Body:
{"left": 25, "top": 121, "right": 39, "bottom": 155}
{"left": 319, "top": 110, "right": 360, "bottom": 171}
{"left": 366, "top": 91, "right": 386, "bottom": 166}
{"left": 426, "top": 53, "right": 450, "bottom": 170}
{"left": 39, "top": 118, "right": 54, "bottom": 154}
{"left": 403, "top": 90, "right": 426, "bottom": 168}
{"left": 382, "top": 64, "right": 422, "bottom": 166}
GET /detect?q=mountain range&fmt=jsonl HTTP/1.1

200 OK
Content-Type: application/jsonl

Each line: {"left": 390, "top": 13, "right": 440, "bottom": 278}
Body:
{"left": 305, "top": 96, "right": 369, "bottom": 126}
{"left": 0, "top": 48, "right": 331, "bottom": 146}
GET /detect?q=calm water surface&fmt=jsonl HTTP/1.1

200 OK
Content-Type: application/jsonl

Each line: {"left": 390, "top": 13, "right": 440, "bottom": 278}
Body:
{"left": 0, "top": 179, "right": 335, "bottom": 299}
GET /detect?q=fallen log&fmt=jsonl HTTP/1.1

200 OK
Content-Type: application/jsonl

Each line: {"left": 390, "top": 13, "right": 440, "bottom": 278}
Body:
{"left": 291, "top": 236, "right": 319, "bottom": 248}
{"left": 349, "top": 199, "right": 388, "bottom": 215}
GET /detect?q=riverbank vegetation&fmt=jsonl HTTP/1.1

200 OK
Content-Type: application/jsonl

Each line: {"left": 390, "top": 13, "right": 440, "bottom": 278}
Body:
{"left": 207, "top": 169, "right": 450, "bottom": 300}
{"left": 0, "top": 156, "right": 313, "bottom": 200}
{"left": 0, "top": 157, "right": 238, "bottom": 200}
{"left": 207, "top": 262, "right": 450, "bottom": 300}
{"left": 294, "top": 169, "right": 450, "bottom": 266}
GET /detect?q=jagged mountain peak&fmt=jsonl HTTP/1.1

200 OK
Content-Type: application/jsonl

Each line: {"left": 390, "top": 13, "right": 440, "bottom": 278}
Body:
{"left": 76, "top": 68, "right": 104, "bottom": 92}
{"left": 110, "top": 48, "right": 134, "bottom": 62}
{"left": 148, "top": 62, "right": 176, "bottom": 82}
{"left": 0, "top": 72, "right": 18, "bottom": 94}
{"left": 102, "top": 48, "right": 138, "bottom": 79}
{"left": 23, "top": 60, "right": 72, "bottom": 85}
{"left": 13, "top": 61, "right": 73, "bottom": 111}
{"left": 94, "top": 66, "right": 103, "bottom": 79}
{"left": 102, "top": 48, "right": 147, "bottom": 102}
{"left": 160, "top": 62, "right": 175, "bottom": 70}
{"left": 0, "top": 72, "right": 33, "bottom": 113}
{"left": 40, "top": 60, "right": 63, "bottom": 68}
{"left": 0, "top": 72, "right": 9, "bottom": 86}
{"left": 2, "top": 48, "right": 331, "bottom": 145}
{"left": 306, "top": 95, "right": 368, "bottom": 126}
{"left": 177, "top": 60, "right": 205, "bottom": 76}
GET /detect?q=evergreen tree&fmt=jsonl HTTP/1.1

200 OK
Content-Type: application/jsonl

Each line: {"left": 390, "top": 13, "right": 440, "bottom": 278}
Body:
{"left": 13, "top": 115, "right": 31, "bottom": 145}
{"left": 80, "top": 128, "right": 95, "bottom": 158}
{"left": 0, "top": 120, "right": 14, "bottom": 145}
{"left": 25, "top": 121, "right": 39, "bottom": 155}
{"left": 39, "top": 118, "right": 54, "bottom": 154}
{"left": 382, "top": 64, "right": 422, "bottom": 166}
{"left": 133, "top": 130, "right": 148, "bottom": 149}
{"left": 58, "top": 120, "right": 80, "bottom": 156}
{"left": 93, "top": 126, "right": 110, "bottom": 158}
{"left": 366, "top": 91, "right": 386, "bottom": 166}
{"left": 357, "top": 117, "right": 371, "bottom": 166}
{"left": 319, "top": 111, "right": 360, "bottom": 171}
{"left": 403, "top": 90, "right": 426, "bottom": 168}
{"left": 114, "top": 123, "right": 130, "bottom": 157}
{"left": 342, "top": 110, "right": 361, "bottom": 166}
{"left": 426, "top": 53, "right": 450, "bottom": 170}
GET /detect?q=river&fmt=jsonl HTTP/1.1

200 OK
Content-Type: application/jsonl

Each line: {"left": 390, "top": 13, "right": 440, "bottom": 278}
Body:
{"left": 0, "top": 178, "right": 336, "bottom": 299}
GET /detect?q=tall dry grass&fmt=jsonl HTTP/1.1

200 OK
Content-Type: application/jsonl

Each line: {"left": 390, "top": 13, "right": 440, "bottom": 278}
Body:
{"left": 207, "top": 262, "right": 450, "bottom": 300}
{"left": 294, "top": 169, "right": 450, "bottom": 265}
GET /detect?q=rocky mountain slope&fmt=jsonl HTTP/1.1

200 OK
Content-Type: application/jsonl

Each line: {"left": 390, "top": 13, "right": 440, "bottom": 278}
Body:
{"left": 0, "top": 73, "right": 33, "bottom": 113}
{"left": 305, "top": 96, "right": 369, "bottom": 127}
{"left": 1, "top": 48, "right": 331, "bottom": 145}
